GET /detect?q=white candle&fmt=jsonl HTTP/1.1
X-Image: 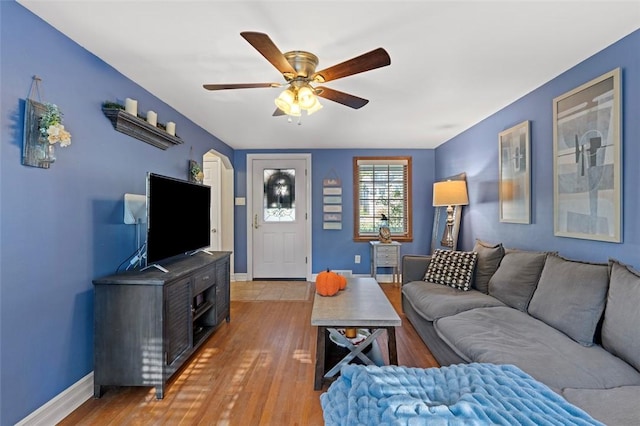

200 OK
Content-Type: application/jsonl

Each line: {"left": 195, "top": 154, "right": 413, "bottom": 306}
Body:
{"left": 125, "top": 98, "right": 138, "bottom": 116}
{"left": 166, "top": 121, "right": 176, "bottom": 136}
{"left": 146, "top": 110, "right": 157, "bottom": 126}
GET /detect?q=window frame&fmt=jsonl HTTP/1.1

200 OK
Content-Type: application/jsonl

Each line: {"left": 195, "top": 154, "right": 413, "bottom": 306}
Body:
{"left": 352, "top": 156, "right": 413, "bottom": 242}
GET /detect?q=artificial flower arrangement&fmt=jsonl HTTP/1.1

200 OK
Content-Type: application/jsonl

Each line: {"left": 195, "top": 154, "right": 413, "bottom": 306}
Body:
{"left": 39, "top": 103, "right": 71, "bottom": 147}
{"left": 190, "top": 161, "right": 204, "bottom": 183}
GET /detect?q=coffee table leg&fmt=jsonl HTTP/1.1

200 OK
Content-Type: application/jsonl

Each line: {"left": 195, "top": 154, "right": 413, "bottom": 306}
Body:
{"left": 386, "top": 327, "right": 398, "bottom": 365}
{"left": 314, "top": 326, "right": 326, "bottom": 390}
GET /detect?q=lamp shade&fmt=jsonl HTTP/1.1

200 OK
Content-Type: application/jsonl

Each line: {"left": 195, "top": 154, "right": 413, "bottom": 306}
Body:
{"left": 433, "top": 180, "right": 469, "bottom": 206}
{"left": 297, "top": 85, "right": 316, "bottom": 109}
{"left": 274, "top": 88, "right": 295, "bottom": 114}
{"left": 306, "top": 97, "right": 323, "bottom": 115}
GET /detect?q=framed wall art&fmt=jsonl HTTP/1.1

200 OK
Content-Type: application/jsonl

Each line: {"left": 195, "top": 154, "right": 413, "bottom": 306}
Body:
{"left": 553, "top": 68, "right": 621, "bottom": 242}
{"left": 498, "top": 120, "right": 530, "bottom": 224}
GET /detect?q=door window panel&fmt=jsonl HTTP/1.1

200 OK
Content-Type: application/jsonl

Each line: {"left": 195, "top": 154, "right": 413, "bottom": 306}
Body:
{"left": 263, "top": 168, "right": 295, "bottom": 222}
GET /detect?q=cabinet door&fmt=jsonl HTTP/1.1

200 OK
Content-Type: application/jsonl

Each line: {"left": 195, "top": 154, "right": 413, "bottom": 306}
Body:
{"left": 165, "top": 277, "right": 191, "bottom": 365}
{"left": 215, "top": 258, "right": 230, "bottom": 324}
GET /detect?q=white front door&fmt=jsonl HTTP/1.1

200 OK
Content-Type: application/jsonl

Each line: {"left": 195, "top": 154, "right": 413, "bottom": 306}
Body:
{"left": 248, "top": 154, "right": 310, "bottom": 280}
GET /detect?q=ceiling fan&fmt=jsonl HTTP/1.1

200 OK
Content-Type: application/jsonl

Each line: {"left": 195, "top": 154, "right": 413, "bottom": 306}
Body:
{"left": 203, "top": 32, "right": 391, "bottom": 117}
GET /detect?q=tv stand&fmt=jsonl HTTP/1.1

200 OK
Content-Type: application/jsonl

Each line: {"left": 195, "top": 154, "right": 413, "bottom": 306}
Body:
{"left": 93, "top": 251, "right": 231, "bottom": 399}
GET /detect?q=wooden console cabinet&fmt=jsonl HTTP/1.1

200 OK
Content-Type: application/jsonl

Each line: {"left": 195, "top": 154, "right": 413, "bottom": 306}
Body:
{"left": 92, "top": 251, "right": 231, "bottom": 399}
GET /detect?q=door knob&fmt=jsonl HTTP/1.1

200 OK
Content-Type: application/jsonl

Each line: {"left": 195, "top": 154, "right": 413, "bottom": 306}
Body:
{"left": 211, "top": 228, "right": 217, "bottom": 233}
{"left": 254, "top": 214, "right": 260, "bottom": 229}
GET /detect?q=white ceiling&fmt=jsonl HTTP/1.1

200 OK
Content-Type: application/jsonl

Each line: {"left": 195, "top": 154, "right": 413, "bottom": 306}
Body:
{"left": 18, "top": 1, "right": 640, "bottom": 150}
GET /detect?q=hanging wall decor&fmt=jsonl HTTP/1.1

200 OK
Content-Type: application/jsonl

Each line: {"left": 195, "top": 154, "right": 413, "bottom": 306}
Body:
{"left": 323, "top": 170, "right": 342, "bottom": 230}
{"left": 188, "top": 147, "right": 204, "bottom": 183}
{"left": 22, "top": 76, "right": 72, "bottom": 168}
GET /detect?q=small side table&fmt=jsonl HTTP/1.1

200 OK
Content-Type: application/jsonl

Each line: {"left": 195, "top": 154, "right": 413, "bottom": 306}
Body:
{"left": 370, "top": 241, "right": 402, "bottom": 284}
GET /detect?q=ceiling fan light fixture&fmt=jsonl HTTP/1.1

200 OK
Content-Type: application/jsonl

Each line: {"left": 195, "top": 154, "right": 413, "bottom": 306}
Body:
{"left": 204, "top": 33, "right": 391, "bottom": 117}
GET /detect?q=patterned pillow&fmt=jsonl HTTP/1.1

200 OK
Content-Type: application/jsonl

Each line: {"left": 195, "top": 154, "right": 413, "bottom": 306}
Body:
{"left": 424, "top": 249, "right": 478, "bottom": 291}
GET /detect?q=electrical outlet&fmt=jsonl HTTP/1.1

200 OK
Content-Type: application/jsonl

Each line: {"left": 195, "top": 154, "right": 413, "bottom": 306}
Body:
{"left": 355, "top": 255, "right": 361, "bottom": 264}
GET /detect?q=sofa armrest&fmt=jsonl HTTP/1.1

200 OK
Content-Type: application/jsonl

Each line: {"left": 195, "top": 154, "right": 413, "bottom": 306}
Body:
{"left": 402, "top": 254, "right": 431, "bottom": 284}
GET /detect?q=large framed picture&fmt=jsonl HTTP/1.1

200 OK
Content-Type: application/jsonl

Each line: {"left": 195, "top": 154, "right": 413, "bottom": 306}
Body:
{"left": 499, "top": 120, "right": 530, "bottom": 224}
{"left": 553, "top": 68, "right": 621, "bottom": 242}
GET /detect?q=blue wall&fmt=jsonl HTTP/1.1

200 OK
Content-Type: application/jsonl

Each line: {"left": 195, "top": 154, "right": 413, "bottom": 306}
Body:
{"left": 233, "top": 149, "right": 435, "bottom": 275}
{"left": 436, "top": 30, "right": 640, "bottom": 267}
{"left": 0, "top": 3, "right": 231, "bottom": 424}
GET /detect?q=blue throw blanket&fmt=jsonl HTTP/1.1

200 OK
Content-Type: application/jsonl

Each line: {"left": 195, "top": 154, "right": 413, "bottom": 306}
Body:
{"left": 320, "top": 363, "right": 603, "bottom": 425}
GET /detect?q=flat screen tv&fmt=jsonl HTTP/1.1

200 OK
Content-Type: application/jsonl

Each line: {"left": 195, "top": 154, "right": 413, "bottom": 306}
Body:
{"left": 146, "top": 173, "right": 211, "bottom": 266}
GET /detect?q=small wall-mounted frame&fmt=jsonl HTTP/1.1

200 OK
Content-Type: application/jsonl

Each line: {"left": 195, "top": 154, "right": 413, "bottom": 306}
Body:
{"left": 499, "top": 120, "right": 531, "bottom": 224}
{"left": 553, "top": 68, "right": 621, "bottom": 242}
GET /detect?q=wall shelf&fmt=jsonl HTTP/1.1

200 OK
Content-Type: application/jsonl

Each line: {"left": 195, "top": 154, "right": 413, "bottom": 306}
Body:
{"left": 102, "top": 107, "right": 183, "bottom": 150}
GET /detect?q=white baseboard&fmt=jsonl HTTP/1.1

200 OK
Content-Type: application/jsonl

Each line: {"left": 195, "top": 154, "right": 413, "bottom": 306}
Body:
{"left": 310, "top": 272, "right": 396, "bottom": 282}
{"left": 17, "top": 372, "right": 93, "bottom": 426}
{"left": 232, "top": 273, "right": 248, "bottom": 282}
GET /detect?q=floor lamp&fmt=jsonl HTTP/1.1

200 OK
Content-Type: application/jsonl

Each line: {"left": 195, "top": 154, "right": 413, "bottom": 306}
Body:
{"left": 433, "top": 180, "right": 469, "bottom": 248}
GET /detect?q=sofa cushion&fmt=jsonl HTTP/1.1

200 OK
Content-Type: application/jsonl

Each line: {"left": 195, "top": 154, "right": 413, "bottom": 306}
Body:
{"left": 424, "top": 249, "right": 477, "bottom": 291}
{"left": 402, "top": 281, "right": 505, "bottom": 321}
{"left": 601, "top": 259, "right": 640, "bottom": 371}
{"left": 472, "top": 239, "right": 504, "bottom": 294}
{"left": 527, "top": 254, "right": 609, "bottom": 347}
{"left": 434, "top": 306, "right": 640, "bottom": 392}
{"left": 401, "top": 254, "right": 432, "bottom": 284}
{"left": 487, "top": 251, "right": 546, "bottom": 311}
{"left": 562, "top": 386, "right": 640, "bottom": 426}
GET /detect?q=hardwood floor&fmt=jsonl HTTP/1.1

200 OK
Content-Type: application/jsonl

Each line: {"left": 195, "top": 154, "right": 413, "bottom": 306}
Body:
{"left": 59, "top": 282, "right": 438, "bottom": 425}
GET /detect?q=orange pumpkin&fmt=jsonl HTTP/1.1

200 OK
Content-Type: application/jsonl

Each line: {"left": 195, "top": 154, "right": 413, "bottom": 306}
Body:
{"left": 316, "top": 269, "right": 341, "bottom": 296}
{"left": 337, "top": 273, "right": 347, "bottom": 290}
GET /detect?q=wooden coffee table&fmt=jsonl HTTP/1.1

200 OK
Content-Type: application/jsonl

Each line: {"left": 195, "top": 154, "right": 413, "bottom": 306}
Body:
{"left": 311, "top": 277, "right": 401, "bottom": 389}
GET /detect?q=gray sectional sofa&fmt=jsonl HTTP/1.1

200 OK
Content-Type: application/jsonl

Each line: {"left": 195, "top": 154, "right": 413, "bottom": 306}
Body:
{"left": 401, "top": 240, "right": 640, "bottom": 425}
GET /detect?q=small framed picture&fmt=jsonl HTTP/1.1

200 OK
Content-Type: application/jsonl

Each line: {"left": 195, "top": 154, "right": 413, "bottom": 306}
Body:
{"left": 323, "top": 187, "right": 342, "bottom": 196}
{"left": 323, "top": 204, "right": 342, "bottom": 213}
{"left": 323, "top": 213, "right": 342, "bottom": 222}
{"left": 323, "top": 196, "right": 342, "bottom": 204}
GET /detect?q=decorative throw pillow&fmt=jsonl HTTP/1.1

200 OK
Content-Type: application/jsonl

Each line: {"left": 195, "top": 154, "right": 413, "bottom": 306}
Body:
{"left": 528, "top": 254, "right": 609, "bottom": 346}
{"left": 472, "top": 239, "right": 505, "bottom": 294}
{"left": 601, "top": 260, "right": 640, "bottom": 371}
{"left": 424, "top": 249, "right": 478, "bottom": 291}
{"left": 488, "top": 251, "right": 547, "bottom": 311}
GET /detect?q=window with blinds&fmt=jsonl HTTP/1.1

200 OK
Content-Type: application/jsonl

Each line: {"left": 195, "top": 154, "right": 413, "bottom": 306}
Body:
{"left": 353, "top": 156, "right": 413, "bottom": 242}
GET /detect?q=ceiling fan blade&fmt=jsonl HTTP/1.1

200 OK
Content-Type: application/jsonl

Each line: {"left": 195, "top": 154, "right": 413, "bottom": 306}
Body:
{"left": 315, "top": 87, "right": 369, "bottom": 109}
{"left": 312, "top": 48, "right": 391, "bottom": 83}
{"left": 240, "top": 32, "right": 297, "bottom": 77}
{"left": 273, "top": 108, "right": 286, "bottom": 117}
{"left": 203, "top": 83, "right": 281, "bottom": 90}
